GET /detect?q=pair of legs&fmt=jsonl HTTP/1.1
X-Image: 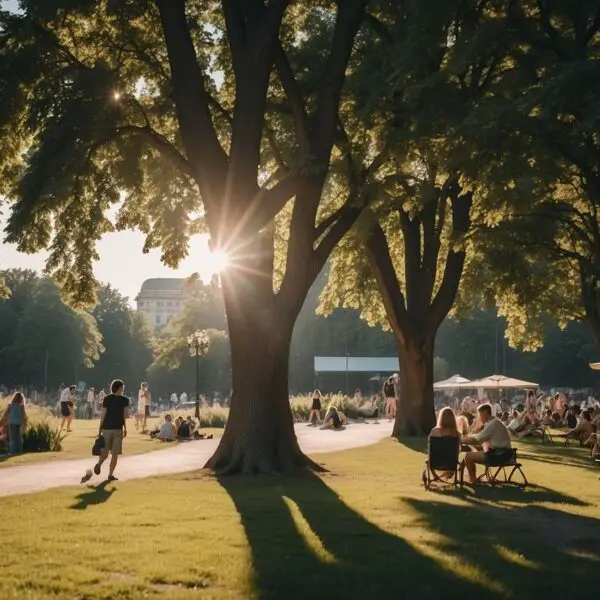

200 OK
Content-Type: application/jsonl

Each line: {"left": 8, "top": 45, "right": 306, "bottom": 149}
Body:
{"left": 464, "top": 450, "right": 486, "bottom": 484}
{"left": 93, "top": 430, "right": 123, "bottom": 481}
{"left": 308, "top": 409, "right": 321, "bottom": 425}
{"left": 385, "top": 397, "right": 396, "bottom": 420}
{"left": 60, "top": 403, "right": 73, "bottom": 432}
{"left": 86, "top": 404, "right": 94, "bottom": 420}
{"left": 8, "top": 424, "right": 23, "bottom": 455}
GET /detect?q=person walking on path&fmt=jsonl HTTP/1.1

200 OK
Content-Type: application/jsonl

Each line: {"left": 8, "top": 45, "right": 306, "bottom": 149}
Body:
{"left": 0, "top": 392, "right": 28, "bottom": 455}
{"left": 383, "top": 376, "right": 397, "bottom": 421}
{"left": 82, "top": 379, "right": 129, "bottom": 483}
{"left": 59, "top": 385, "right": 76, "bottom": 432}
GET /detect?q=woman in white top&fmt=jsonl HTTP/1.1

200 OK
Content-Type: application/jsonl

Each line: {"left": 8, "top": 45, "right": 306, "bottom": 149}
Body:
{"left": 136, "top": 382, "right": 151, "bottom": 432}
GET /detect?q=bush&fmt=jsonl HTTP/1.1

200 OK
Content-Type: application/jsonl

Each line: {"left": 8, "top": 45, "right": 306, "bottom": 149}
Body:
{"left": 22, "top": 422, "right": 65, "bottom": 453}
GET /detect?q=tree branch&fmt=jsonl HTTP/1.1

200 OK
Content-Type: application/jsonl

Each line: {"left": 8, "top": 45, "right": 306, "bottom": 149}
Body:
{"left": 274, "top": 42, "right": 311, "bottom": 153}
{"left": 155, "top": 0, "right": 228, "bottom": 196}
{"left": 363, "top": 221, "right": 411, "bottom": 344}
{"left": 312, "top": 0, "right": 368, "bottom": 164}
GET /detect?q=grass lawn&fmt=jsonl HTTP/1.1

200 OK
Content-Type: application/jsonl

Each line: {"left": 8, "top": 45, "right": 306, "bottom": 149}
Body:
{"left": 0, "top": 417, "right": 223, "bottom": 468}
{"left": 0, "top": 436, "right": 599, "bottom": 599}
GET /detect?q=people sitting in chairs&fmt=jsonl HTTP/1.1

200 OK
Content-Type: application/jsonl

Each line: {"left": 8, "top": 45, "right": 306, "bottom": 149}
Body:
{"left": 541, "top": 409, "right": 555, "bottom": 427}
{"left": 507, "top": 409, "right": 523, "bottom": 433}
{"left": 562, "top": 410, "right": 594, "bottom": 444}
{"left": 461, "top": 403, "right": 512, "bottom": 486}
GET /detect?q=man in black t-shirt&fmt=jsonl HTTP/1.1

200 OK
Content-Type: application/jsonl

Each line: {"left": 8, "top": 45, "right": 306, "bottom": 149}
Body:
{"left": 82, "top": 379, "right": 129, "bottom": 483}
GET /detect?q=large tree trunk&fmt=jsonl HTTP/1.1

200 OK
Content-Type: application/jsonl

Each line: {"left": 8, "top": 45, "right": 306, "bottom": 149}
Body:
{"left": 205, "top": 238, "right": 318, "bottom": 475}
{"left": 393, "top": 335, "right": 435, "bottom": 437}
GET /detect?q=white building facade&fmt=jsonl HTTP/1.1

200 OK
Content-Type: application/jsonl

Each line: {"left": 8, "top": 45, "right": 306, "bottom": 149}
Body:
{"left": 135, "top": 278, "right": 185, "bottom": 328}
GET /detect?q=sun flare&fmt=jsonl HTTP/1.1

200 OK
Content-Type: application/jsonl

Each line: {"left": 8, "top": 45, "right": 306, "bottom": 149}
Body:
{"left": 206, "top": 249, "right": 229, "bottom": 275}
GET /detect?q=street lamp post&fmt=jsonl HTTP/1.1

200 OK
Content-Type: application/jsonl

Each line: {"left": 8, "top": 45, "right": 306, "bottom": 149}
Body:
{"left": 187, "top": 330, "right": 209, "bottom": 420}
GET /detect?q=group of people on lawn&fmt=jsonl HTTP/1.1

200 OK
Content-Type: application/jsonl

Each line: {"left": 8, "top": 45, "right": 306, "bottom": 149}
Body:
{"left": 150, "top": 413, "right": 213, "bottom": 442}
{"left": 433, "top": 390, "right": 600, "bottom": 484}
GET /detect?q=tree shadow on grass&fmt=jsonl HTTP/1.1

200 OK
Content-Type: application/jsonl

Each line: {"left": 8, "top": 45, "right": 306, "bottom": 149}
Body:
{"left": 70, "top": 480, "right": 116, "bottom": 510}
{"left": 516, "top": 438, "right": 594, "bottom": 469}
{"left": 220, "top": 473, "right": 510, "bottom": 600}
{"left": 396, "top": 436, "right": 428, "bottom": 454}
{"left": 453, "top": 483, "right": 590, "bottom": 506}
{"left": 406, "top": 495, "right": 600, "bottom": 597}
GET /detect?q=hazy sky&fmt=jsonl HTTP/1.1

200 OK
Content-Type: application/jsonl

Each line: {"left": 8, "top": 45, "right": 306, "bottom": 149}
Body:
{"left": 0, "top": 0, "right": 215, "bottom": 303}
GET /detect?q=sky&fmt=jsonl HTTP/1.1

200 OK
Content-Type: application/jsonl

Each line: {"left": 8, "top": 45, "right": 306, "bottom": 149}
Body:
{"left": 0, "top": 0, "right": 216, "bottom": 304}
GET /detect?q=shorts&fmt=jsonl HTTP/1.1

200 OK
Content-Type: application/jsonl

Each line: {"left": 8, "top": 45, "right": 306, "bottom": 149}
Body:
{"left": 60, "top": 402, "right": 70, "bottom": 417}
{"left": 485, "top": 448, "right": 513, "bottom": 466}
{"left": 102, "top": 430, "right": 124, "bottom": 455}
{"left": 311, "top": 399, "right": 321, "bottom": 411}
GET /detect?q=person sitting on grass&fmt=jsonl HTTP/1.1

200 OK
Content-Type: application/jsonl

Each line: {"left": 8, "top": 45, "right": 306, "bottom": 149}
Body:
{"left": 176, "top": 416, "right": 193, "bottom": 440}
{"left": 461, "top": 403, "right": 513, "bottom": 486}
{"left": 151, "top": 414, "right": 176, "bottom": 442}
{"left": 320, "top": 406, "right": 346, "bottom": 430}
{"left": 358, "top": 396, "right": 380, "bottom": 423}
{"left": 0, "top": 392, "right": 28, "bottom": 456}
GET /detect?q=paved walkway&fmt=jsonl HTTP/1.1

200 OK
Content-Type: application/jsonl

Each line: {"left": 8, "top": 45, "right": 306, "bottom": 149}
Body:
{"left": 0, "top": 422, "right": 393, "bottom": 498}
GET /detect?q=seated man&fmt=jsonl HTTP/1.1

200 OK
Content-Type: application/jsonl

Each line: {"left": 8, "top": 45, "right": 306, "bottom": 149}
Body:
{"left": 541, "top": 409, "right": 554, "bottom": 426}
{"left": 155, "top": 414, "right": 176, "bottom": 442}
{"left": 562, "top": 410, "right": 594, "bottom": 443}
{"left": 461, "top": 403, "right": 512, "bottom": 485}
{"left": 358, "top": 396, "right": 380, "bottom": 423}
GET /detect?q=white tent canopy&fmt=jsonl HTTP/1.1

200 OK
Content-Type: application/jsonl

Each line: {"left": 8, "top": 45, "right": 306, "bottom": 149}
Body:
{"left": 434, "top": 374, "right": 471, "bottom": 390}
{"left": 590, "top": 363, "right": 600, "bottom": 371}
{"left": 459, "top": 374, "right": 538, "bottom": 390}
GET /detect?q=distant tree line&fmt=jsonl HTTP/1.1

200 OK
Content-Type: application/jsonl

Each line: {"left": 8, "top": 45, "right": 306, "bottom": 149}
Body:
{"left": 1, "top": 268, "right": 597, "bottom": 400}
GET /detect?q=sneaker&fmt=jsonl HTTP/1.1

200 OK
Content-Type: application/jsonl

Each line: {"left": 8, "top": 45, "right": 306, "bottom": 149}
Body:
{"left": 93, "top": 463, "right": 101, "bottom": 476}
{"left": 107, "top": 475, "right": 118, "bottom": 482}
{"left": 81, "top": 469, "right": 93, "bottom": 484}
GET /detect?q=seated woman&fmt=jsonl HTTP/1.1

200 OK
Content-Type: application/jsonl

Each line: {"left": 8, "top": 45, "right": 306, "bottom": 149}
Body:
{"left": 429, "top": 407, "right": 460, "bottom": 478}
{"left": 320, "top": 406, "right": 346, "bottom": 430}
{"left": 456, "top": 415, "right": 469, "bottom": 437}
{"left": 430, "top": 407, "right": 460, "bottom": 439}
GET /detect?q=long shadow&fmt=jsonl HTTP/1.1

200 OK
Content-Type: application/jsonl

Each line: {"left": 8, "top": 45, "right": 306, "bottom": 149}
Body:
{"left": 70, "top": 481, "right": 116, "bottom": 510}
{"left": 453, "top": 483, "right": 589, "bottom": 506}
{"left": 406, "top": 496, "right": 600, "bottom": 597}
{"left": 517, "top": 438, "right": 594, "bottom": 469}
{"left": 221, "top": 473, "right": 504, "bottom": 600}
{"left": 396, "top": 436, "right": 428, "bottom": 454}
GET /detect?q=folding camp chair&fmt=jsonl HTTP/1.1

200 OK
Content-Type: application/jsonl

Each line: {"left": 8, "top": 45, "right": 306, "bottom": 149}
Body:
{"left": 478, "top": 448, "right": 528, "bottom": 488}
{"left": 422, "top": 436, "right": 463, "bottom": 490}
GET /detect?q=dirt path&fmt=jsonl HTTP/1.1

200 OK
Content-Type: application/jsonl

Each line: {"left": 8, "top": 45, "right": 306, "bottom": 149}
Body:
{"left": 0, "top": 422, "right": 392, "bottom": 497}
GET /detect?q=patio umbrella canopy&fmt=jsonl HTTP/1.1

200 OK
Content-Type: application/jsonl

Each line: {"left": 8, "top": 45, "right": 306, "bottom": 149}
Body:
{"left": 433, "top": 374, "right": 471, "bottom": 390}
{"left": 590, "top": 363, "right": 600, "bottom": 371}
{"left": 459, "top": 374, "right": 538, "bottom": 390}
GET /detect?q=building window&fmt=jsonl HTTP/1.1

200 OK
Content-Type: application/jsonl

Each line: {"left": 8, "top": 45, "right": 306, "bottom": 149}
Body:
{"left": 156, "top": 315, "right": 161, "bottom": 325}
{"left": 175, "top": 301, "right": 180, "bottom": 307}
{"left": 157, "top": 301, "right": 165, "bottom": 307}
{"left": 167, "top": 301, "right": 173, "bottom": 306}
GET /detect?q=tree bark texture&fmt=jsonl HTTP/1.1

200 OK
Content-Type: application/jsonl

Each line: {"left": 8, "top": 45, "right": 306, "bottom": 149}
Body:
{"left": 393, "top": 337, "right": 435, "bottom": 436}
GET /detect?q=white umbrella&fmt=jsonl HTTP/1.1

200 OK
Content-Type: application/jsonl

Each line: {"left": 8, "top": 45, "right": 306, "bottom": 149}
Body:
{"left": 459, "top": 374, "right": 538, "bottom": 390}
{"left": 434, "top": 374, "right": 471, "bottom": 390}
{"left": 590, "top": 363, "right": 600, "bottom": 371}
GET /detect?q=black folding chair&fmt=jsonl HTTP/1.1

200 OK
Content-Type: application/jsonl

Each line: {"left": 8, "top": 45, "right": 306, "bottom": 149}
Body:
{"left": 422, "top": 436, "right": 463, "bottom": 490}
{"left": 478, "top": 448, "right": 528, "bottom": 488}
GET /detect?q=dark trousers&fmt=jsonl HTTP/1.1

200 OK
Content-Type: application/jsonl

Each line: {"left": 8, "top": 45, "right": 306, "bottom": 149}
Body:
{"left": 8, "top": 424, "right": 23, "bottom": 455}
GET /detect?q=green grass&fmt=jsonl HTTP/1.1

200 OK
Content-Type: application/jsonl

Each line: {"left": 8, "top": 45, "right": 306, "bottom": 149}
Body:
{"left": 0, "top": 417, "right": 222, "bottom": 468}
{"left": 0, "top": 436, "right": 598, "bottom": 599}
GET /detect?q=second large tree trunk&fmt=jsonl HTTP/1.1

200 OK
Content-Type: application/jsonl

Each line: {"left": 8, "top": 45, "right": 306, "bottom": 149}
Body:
{"left": 204, "top": 262, "right": 315, "bottom": 474}
{"left": 393, "top": 335, "right": 435, "bottom": 437}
